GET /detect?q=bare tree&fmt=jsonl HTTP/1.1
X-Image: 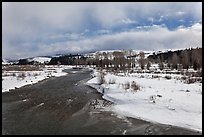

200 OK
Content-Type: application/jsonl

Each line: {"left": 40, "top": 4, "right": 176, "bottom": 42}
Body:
{"left": 112, "top": 51, "right": 125, "bottom": 70}
{"left": 139, "top": 51, "right": 145, "bottom": 70}
{"left": 128, "top": 49, "right": 133, "bottom": 56}
{"left": 98, "top": 69, "right": 105, "bottom": 84}
{"left": 147, "top": 61, "right": 151, "bottom": 70}
{"left": 192, "top": 48, "right": 202, "bottom": 70}
{"left": 159, "top": 62, "right": 164, "bottom": 70}
{"left": 199, "top": 48, "right": 202, "bottom": 69}
{"left": 95, "top": 52, "right": 100, "bottom": 67}
{"left": 180, "top": 50, "right": 189, "bottom": 70}
{"left": 172, "top": 53, "right": 179, "bottom": 70}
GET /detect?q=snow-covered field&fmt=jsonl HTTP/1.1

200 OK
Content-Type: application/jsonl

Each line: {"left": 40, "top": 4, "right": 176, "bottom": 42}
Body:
{"left": 2, "top": 65, "right": 73, "bottom": 92}
{"left": 87, "top": 69, "right": 202, "bottom": 132}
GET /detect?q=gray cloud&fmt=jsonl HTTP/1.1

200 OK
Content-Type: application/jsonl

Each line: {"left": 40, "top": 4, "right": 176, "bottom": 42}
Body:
{"left": 2, "top": 2, "right": 202, "bottom": 59}
{"left": 13, "top": 23, "right": 201, "bottom": 59}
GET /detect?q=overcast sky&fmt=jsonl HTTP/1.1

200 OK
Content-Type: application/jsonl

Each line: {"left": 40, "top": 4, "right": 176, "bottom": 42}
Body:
{"left": 2, "top": 2, "right": 202, "bottom": 59}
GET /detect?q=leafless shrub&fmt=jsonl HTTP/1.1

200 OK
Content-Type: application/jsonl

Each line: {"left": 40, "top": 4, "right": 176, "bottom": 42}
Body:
{"left": 12, "top": 73, "right": 16, "bottom": 77}
{"left": 18, "top": 72, "right": 26, "bottom": 79}
{"left": 152, "top": 75, "right": 159, "bottom": 79}
{"left": 34, "top": 73, "right": 39, "bottom": 76}
{"left": 27, "top": 73, "right": 32, "bottom": 77}
{"left": 140, "top": 75, "right": 145, "bottom": 78}
{"left": 180, "top": 70, "right": 185, "bottom": 75}
{"left": 154, "top": 71, "right": 161, "bottom": 74}
{"left": 175, "top": 71, "right": 180, "bottom": 75}
{"left": 131, "top": 81, "right": 140, "bottom": 91}
{"left": 190, "top": 77, "right": 201, "bottom": 84}
{"left": 182, "top": 76, "right": 202, "bottom": 84}
{"left": 197, "top": 70, "right": 202, "bottom": 77}
{"left": 2, "top": 65, "right": 42, "bottom": 71}
{"left": 98, "top": 70, "right": 106, "bottom": 84}
{"left": 123, "top": 82, "right": 130, "bottom": 90}
{"left": 146, "top": 61, "right": 151, "bottom": 70}
{"left": 109, "top": 78, "right": 116, "bottom": 84}
{"left": 149, "top": 95, "right": 156, "bottom": 103}
{"left": 54, "top": 70, "right": 57, "bottom": 73}
{"left": 2, "top": 72, "right": 10, "bottom": 77}
{"left": 186, "top": 78, "right": 197, "bottom": 84}
{"left": 129, "top": 69, "right": 134, "bottom": 73}
{"left": 181, "top": 76, "right": 187, "bottom": 81}
{"left": 164, "top": 75, "right": 171, "bottom": 80}
{"left": 47, "top": 68, "right": 56, "bottom": 70}
{"left": 191, "top": 70, "right": 202, "bottom": 77}
{"left": 159, "top": 62, "right": 164, "bottom": 70}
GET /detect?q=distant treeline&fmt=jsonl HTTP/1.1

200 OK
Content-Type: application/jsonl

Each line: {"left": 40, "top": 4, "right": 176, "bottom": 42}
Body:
{"left": 16, "top": 47, "right": 202, "bottom": 70}
{"left": 148, "top": 47, "right": 202, "bottom": 70}
{"left": 49, "top": 54, "right": 87, "bottom": 65}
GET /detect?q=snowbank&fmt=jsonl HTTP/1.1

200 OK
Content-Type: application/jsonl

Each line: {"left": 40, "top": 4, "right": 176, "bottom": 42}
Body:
{"left": 87, "top": 70, "right": 202, "bottom": 132}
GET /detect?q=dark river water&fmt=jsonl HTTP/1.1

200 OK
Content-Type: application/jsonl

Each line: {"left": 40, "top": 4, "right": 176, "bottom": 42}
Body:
{"left": 2, "top": 68, "right": 201, "bottom": 135}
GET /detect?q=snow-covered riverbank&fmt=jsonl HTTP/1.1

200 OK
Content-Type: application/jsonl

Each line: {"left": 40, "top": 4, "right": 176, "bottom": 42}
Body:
{"left": 86, "top": 69, "right": 202, "bottom": 132}
{"left": 2, "top": 65, "right": 73, "bottom": 92}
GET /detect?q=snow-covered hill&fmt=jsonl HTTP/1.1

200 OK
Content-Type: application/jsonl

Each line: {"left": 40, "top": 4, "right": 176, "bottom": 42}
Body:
{"left": 22, "top": 56, "right": 52, "bottom": 64}
{"left": 2, "top": 59, "right": 18, "bottom": 65}
{"left": 31, "top": 57, "right": 51, "bottom": 63}
{"left": 84, "top": 49, "right": 155, "bottom": 59}
{"left": 2, "top": 59, "right": 9, "bottom": 65}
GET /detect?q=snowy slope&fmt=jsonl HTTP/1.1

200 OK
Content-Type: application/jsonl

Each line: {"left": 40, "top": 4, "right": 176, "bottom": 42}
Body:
{"left": 2, "top": 59, "right": 9, "bottom": 65}
{"left": 32, "top": 57, "right": 51, "bottom": 63}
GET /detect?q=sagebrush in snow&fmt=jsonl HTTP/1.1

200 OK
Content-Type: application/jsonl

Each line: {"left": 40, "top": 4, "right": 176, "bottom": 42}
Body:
{"left": 34, "top": 73, "right": 39, "bottom": 76}
{"left": 152, "top": 75, "right": 160, "bottom": 79}
{"left": 164, "top": 75, "right": 171, "bottom": 80}
{"left": 149, "top": 95, "right": 156, "bottom": 103}
{"left": 98, "top": 70, "right": 106, "bottom": 84}
{"left": 109, "top": 78, "right": 116, "bottom": 84}
{"left": 131, "top": 81, "right": 140, "bottom": 91}
{"left": 12, "top": 73, "right": 16, "bottom": 77}
{"left": 123, "top": 82, "right": 130, "bottom": 90}
{"left": 185, "top": 77, "right": 202, "bottom": 84}
{"left": 18, "top": 72, "right": 26, "bottom": 79}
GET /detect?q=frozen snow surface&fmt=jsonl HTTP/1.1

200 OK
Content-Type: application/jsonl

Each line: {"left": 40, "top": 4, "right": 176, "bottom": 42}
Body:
{"left": 2, "top": 65, "right": 73, "bottom": 92}
{"left": 87, "top": 70, "right": 202, "bottom": 132}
